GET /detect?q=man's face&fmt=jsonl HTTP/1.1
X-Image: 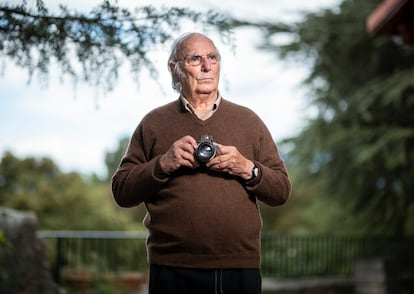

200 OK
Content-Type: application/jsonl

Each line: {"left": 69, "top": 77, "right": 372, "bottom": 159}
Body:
{"left": 175, "top": 35, "right": 220, "bottom": 98}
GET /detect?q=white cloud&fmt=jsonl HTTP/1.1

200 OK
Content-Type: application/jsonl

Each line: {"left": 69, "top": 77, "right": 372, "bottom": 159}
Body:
{"left": 0, "top": 0, "right": 339, "bottom": 176}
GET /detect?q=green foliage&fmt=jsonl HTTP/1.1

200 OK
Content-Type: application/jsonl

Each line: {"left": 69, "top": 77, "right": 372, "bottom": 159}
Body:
{"left": 253, "top": 0, "right": 414, "bottom": 236}
{"left": 0, "top": 0, "right": 233, "bottom": 94}
{"left": 104, "top": 136, "right": 129, "bottom": 181}
{"left": 104, "top": 137, "right": 147, "bottom": 222}
{"left": 3, "top": 0, "right": 413, "bottom": 238}
{"left": 0, "top": 151, "right": 142, "bottom": 230}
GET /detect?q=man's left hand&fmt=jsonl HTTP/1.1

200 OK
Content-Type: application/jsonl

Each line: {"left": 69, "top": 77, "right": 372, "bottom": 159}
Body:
{"left": 206, "top": 143, "right": 254, "bottom": 180}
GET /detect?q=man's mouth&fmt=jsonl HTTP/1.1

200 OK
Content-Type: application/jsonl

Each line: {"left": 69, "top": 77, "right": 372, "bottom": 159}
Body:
{"left": 197, "top": 77, "right": 213, "bottom": 81}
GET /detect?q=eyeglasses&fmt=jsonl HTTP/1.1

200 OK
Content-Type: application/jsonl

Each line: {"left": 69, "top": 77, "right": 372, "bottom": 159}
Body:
{"left": 177, "top": 53, "right": 220, "bottom": 66}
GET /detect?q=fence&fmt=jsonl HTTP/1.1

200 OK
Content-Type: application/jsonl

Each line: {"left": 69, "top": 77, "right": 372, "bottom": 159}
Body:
{"left": 261, "top": 234, "right": 414, "bottom": 277}
{"left": 38, "top": 231, "right": 414, "bottom": 283}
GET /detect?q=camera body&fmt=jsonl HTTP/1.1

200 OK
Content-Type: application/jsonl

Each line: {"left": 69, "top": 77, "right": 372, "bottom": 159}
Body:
{"left": 195, "top": 134, "right": 217, "bottom": 163}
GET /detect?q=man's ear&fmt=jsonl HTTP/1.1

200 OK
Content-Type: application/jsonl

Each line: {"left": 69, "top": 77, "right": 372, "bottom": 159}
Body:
{"left": 168, "top": 61, "right": 176, "bottom": 74}
{"left": 170, "top": 62, "right": 183, "bottom": 85}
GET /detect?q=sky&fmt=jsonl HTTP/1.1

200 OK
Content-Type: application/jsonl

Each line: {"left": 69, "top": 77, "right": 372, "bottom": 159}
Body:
{"left": 0, "top": 0, "right": 340, "bottom": 177}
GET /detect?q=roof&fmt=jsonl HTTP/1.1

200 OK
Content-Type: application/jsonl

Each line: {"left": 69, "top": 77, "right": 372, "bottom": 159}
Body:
{"left": 366, "top": 0, "right": 414, "bottom": 43}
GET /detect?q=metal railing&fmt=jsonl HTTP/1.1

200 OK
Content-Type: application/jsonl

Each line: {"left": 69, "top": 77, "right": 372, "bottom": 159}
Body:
{"left": 38, "top": 231, "right": 414, "bottom": 283}
{"left": 261, "top": 234, "right": 414, "bottom": 277}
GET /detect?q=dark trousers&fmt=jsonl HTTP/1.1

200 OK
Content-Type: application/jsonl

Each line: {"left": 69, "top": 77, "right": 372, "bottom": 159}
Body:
{"left": 149, "top": 265, "right": 261, "bottom": 294}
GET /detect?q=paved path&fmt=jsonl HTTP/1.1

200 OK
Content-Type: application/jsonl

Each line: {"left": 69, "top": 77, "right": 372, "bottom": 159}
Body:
{"left": 133, "top": 277, "right": 353, "bottom": 293}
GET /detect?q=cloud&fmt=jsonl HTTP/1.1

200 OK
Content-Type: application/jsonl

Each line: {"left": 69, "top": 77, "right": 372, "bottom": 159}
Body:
{"left": 0, "top": 0, "right": 339, "bottom": 176}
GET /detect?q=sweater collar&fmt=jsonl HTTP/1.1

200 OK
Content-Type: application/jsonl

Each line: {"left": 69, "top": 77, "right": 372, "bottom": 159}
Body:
{"left": 179, "top": 93, "right": 222, "bottom": 121}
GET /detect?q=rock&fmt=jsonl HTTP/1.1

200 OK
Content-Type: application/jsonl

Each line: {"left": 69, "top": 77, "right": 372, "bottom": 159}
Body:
{"left": 353, "top": 258, "right": 400, "bottom": 294}
{"left": 0, "top": 207, "right": 59, "bottom": 294}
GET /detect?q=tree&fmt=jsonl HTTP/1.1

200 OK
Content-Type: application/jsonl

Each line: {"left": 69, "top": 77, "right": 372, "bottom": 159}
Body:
{"left": 104, "top": 136, "right": 129, "bottom": 181}
{"left": 104, "top": 137, "right": 148, "bottom": 223}
{"left": 0, "top": 0, "right": 233, "bottom": 94}
{"left": 252, "top": 0, "right": 414, "bottom": 236}
{"left": 0, "top": 151, "right": 141, "bottom": 230}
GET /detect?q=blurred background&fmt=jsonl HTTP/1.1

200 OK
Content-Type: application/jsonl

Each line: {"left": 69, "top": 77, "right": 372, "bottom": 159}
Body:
{"left": 1, "top": 0, "right": 414, "bottom": 292}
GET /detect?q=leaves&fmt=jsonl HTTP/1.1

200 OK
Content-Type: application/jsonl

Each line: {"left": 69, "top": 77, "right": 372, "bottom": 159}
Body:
{"left": 0, "top": 151, "right": 141, "bottom": 230}
{"left": 257, "top": 0, "right": 414, "bottom": 236}
{"left": 0, "top": 0, "right": 233, "bottom": 95}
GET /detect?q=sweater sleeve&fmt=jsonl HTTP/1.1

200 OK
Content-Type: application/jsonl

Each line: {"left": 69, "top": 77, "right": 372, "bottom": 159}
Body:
{"left": 245, "top": 120, "right": 291, "bottom": 207}
{"left": 111, "top": 123, "right": 169, "bottom": 207}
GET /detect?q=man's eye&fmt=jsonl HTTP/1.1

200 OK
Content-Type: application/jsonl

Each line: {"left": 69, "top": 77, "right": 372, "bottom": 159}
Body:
{"left": 208, "top": 54, "right": 217, "bottom": 61}
{"left": 190, "top": 55, "right": 201, "bottom": 62}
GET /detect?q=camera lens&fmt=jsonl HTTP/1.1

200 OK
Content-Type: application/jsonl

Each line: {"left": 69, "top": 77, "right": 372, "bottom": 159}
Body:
{"left": 196, "top": 142, "right": 216, "bottom": 163}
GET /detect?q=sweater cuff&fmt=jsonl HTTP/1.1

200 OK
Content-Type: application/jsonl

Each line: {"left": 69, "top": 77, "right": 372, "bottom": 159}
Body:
{"left": 154, "top": 156, "right": 170, "bottom": 180}
{"left": 245, "top": 163, "right": 261, "bottom": 187}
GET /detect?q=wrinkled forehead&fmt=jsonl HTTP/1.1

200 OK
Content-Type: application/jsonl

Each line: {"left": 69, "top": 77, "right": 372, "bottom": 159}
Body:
{"left": 179, "top": 34, "right": 217, "bottom": 56}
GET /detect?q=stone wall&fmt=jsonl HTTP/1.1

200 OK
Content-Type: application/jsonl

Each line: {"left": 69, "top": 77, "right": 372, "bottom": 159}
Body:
{"left": 262, "top": 277, "right": 355, "bottom": 294}
{"left": 0, "top": 207, "right": 59, "bottom": 294}
{"left": 353, "top": 258, "right": 400, "bottom": 294}
{"left": 262, "top": 258, "right": 409, "bottom": 294}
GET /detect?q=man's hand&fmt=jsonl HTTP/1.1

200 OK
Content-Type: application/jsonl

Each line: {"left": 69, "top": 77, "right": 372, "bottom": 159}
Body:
{"left": 206, "top": 143, "right": 254, "bottom": 180}
{"left": 160, "top": 135, "right": 198, "bottom": 174}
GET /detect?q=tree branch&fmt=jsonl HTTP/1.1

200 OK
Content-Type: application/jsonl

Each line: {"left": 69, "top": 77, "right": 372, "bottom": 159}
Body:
{"left": 0, "top": 1, "right": 234, "bottom": 96}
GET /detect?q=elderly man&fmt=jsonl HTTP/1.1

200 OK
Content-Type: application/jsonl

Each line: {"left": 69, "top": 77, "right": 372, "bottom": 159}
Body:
{"left": 112, "top": 32, "right": 291, "bottom": 294}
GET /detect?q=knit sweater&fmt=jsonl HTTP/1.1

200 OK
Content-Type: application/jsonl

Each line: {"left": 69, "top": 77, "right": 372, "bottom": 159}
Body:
{"left": 112, "top": 98, "right": 291, "bottom": 269}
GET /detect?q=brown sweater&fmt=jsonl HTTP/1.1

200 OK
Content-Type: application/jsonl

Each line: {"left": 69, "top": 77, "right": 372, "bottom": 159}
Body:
{"left": 112, "top": 98, "right": 291, "bottom": 269}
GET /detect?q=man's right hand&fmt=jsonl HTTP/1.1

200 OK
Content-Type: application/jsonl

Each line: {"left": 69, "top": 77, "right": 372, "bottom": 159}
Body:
{"left": 160, "top": 135, "right": 199, "bottom": 174}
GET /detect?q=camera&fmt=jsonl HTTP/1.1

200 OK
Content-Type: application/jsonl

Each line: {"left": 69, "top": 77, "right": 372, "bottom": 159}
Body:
{"left": 195, "top": 134, "right": 218, "bottom": 163}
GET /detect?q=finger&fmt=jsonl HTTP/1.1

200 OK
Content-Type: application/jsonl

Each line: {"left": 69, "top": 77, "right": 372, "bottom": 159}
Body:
{"left": 181, "top": 150, "right": 197, "bottom": 165}
{"left": 206, "top": 155, "right": 228, "bottom": 169}
{"left": 181, "top": 142, "right": 196, "bottom": 155}
{"left": 181, "top": 135, "right": 197, "bottom": 148}
{"left": 181, "top": 159, "right": 197, "bottom": 169}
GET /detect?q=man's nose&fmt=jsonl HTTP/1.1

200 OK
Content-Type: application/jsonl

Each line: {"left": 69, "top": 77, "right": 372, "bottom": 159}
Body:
{"left": 201, "top": 58, "right": 212, "bottom": 71}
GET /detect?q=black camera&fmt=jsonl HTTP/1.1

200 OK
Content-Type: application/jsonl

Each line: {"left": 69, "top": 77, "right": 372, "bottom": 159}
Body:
{"left": 195, "top": 134, "right": 218, "bottom": 163}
